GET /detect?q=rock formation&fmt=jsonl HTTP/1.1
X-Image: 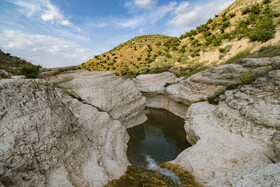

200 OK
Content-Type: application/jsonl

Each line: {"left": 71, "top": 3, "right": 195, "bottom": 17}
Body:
{"left": 0, "top": 79, "right": 130, "bottom": 186}
{"left": 133, "top": 72, "right": 187, "bottom": 119}
{"left": 45, "top": 70, "right": 147, "bottom": 128}
{"left": 170, "top": 70, "right": 280, "bottom": 186}
{"left": 133, "top": 57, "right": 280, "bottom": 119}
{"left": 167, "top": 57, "right": 280, "bottom": 105}
{"left": 0, "top": 70, "right": 11, "bottom": 79}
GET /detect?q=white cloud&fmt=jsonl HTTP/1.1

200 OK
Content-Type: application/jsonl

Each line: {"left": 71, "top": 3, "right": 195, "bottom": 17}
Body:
{"left": 11, "top": 0, "right": 71, "bottom": 26}
{"left": 133, "top": 0, "right": 156, "bottom": 10}
{"left": 169, "top": 0, "right": 234, "bottom": 30}
{"left": 102, "top": 2, "right": 176, "bottom": 29}
{"left": 0, "top": 30, "right": 95, "bottom": 67}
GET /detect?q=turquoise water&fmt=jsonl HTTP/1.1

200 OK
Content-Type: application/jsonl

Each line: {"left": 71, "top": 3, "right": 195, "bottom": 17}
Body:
{"left": 127, "top": 108, "right": 191, "bottom": 168}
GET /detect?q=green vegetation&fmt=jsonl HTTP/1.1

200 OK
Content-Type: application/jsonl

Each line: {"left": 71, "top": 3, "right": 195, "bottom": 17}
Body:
{"left": 235, "top": 2, "right": 277, "bottom": 42}
{"left": 225, "top": 48, "right": 252, "bottom": 64}
{"left": 249, "top": 45, "right": 280, "bottom": 58}
{"left": 0, "top": 50, "right": 39, "bottom": 75}
{"left": 21, "top": 65, "right": 39, "bottom": 78}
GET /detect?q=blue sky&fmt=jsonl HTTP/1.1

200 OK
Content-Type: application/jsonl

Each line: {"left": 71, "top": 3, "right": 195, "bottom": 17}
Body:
{"left": 0, "top": 0, "right": 234, "bottom": 67}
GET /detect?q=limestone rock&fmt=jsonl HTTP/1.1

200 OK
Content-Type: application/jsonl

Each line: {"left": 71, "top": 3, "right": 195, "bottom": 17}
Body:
{"left": 170, "top": 70, "right": 280, "bottom": 186}
{"left": 167, "top": 57, "right": 280, "bottom": 105}
{"left": 133, "top": 72, "right": 179, "bottom": 94}
{"left": 45, "top": 70, "right": 147, "bottom": 128}
{"left": 0, "top": 79, "right": 129, "bottom": 186}
{"left": 133, "top": 72, "right": 187, "bottom": 119}
{"left": 0, "top": 70, "right": 11, "bottom": 79}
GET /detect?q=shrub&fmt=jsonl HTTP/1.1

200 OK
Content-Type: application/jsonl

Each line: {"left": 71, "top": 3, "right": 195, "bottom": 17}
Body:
{"left": 219, "top": 48, "right": 225, "bottom": 53}
{"left": 262, "top": 0, "right": 271, "bottom": 4}
{"left": 237, "top": 73, "right": 254, "bottom": 85}
{"left": 250, "top": 4, "right": 261, "bottom": 14}
{"left": 213, "top": 37, "right": 222, "bottom": 46}
{"left": 165, "top": 53, "right": 172, "bottom": 58}
{"left": 21, "top": 65, "right": 39, "bottom": 78}
{"left": 203, "top": 31, "right": 212, "bottom": 37}
{"left": 221, "top": 21, "right": 230, "bottom": 29}
{"left": 248, "top": 17, "right": 275, "bottom": 42}
{"left": 242, "top": 7, "right": 251, "bottom": 15}
{"left": 229, "top": 13, "right": 236, "bottom": 18}
{"left": 207, "top": 94, "right": 220, "bottom": 105}
{"left": 197, "top": 24, "right": 210, "bottom": 33}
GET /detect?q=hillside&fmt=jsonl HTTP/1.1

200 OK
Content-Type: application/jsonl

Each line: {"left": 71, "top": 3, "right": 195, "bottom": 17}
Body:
{"left": 81, "top": 0, "right": 280, "bottom": 78}
{"left": 0, "top": 49, "right": 39, "bottom": 75}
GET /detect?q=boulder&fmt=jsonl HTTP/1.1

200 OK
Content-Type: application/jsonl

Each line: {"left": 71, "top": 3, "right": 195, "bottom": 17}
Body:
{"left": 0, "top": 70, "right": 11, "bottom": 79}
{"left": 0, "top": 79, "right": 129, "bottom": 186}
{"left": 45, "top": 70, "right": 147, "bottom": 128}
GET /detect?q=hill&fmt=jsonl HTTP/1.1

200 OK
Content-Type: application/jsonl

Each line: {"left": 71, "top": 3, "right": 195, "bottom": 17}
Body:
{"left": 0, "top": 49, "right": 39, "bottom": 75}
{"left": 81, "top": 0, "right": 280, "bottom": 78}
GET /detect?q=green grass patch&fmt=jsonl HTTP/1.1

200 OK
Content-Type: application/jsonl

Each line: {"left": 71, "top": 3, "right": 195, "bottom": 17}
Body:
{"left": 249, "top": 45, "right": 280, "bottom": 58}
{"left": 225, "top": 48, "right": 252, "bottom": 64}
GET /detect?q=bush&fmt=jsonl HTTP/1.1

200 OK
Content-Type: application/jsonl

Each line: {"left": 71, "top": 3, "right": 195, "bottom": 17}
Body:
{"left": 207, "top": 94, "right": 220, "bottom": 105}
{"left": 197, "top": 24, "right": 210, "bottom": 33}
{"left": 21, "top": 65, "right": 39, "bottom": 78}
{"left": 242, "top": 7, "right": 251, "bottom": 15}
{"left": 262, "top": 0, "right": 271, "bottom": 4}
{"left": 248, "top": 17, "right": 275, "bottom": 42}
{"left": 229, "top": 13, "right": 236, "bottom": 18}
{"left": 219, "top": 48, "right": 225, "bottom": 53}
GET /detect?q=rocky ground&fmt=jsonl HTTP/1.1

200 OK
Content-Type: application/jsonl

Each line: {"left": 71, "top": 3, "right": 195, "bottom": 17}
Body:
{"left": 170, "top": 70, "right": 280, "bottom": 186}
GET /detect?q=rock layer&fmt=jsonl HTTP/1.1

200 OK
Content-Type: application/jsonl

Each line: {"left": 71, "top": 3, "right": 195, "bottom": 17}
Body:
{"left": 133, "top": 72, "right": 187, "bottom": 119}
{"left": 133, "top": 57, "right": 280, "bottom": 119}
{"left": 45, "top": 70, "right": 147, "bottom": 128}
{"left": 167, "top": 57, "right": 280, "bottom": 105}
{"left": 170, "top": 70, "right": 280, "bottom": 186}
{"left": 0, "top": 79, "right": 129, "bottom": 186}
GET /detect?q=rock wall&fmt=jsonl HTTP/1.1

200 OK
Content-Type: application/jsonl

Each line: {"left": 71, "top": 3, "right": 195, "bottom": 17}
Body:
{"left": 170, "top": 70, "right": 280, "bottom": 186}
{"left": 45, "top": 70, "right": 147, "bottom": 128}
{"left": 0, "top": 79, "right": 130, "bottom": 186}
{"left": 133, "top": 72, "right": 187, "bottom": 118}
{"left": 133, "top": 57, "right": 280, "bottom": 119}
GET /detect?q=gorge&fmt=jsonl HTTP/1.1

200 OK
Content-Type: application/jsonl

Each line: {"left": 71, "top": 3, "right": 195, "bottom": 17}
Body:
{"left": 1, "top": 57, "right": 279, "bottom": 186}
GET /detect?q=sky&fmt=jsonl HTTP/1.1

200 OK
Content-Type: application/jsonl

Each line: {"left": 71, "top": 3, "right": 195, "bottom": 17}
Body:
{"left": 0, "top": 0, "right": 234, "bottom": 67}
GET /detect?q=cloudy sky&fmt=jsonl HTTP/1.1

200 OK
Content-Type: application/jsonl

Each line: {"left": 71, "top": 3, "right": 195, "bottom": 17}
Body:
{"left": 0, "top": 0, "right": 234, "bottom": 67}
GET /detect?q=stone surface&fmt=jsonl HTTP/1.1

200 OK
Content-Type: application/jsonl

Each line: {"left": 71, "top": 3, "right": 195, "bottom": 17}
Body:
{"left": 133, "top": 72, "right": 180, "bottom": 94}
{"left": 45, "top": 70, "right": 147, "bottom": 128}
{"left": 0, "top": 70, "right": 11, "bottom": 79}
{"left": 133, "top": 72, "right": 187, "bottom": 119}
{"left": 167, "top": 57, "right": 280, "bottom": 105}
{"left": 133, "top": 57, "right": 280, "bottom": 119}
{"left": 0, "top": 79, "right": 130, "bottom": 186}
{"left": 170, "top": 70, "right": 280, "bottom": 186}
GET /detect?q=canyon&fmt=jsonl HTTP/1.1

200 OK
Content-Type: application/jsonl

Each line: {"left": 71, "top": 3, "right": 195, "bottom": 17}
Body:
{"left": 0, "top": 57, "right": 280, "bottom": 186}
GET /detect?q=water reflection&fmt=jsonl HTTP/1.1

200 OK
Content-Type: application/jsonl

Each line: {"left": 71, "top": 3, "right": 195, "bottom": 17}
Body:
{"left": 127, "top": 108, "right": 191, "bottom": 168}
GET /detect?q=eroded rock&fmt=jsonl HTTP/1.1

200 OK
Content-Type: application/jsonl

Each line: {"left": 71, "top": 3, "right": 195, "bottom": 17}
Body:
{"left": 133, "top": 72, "right": 187, "bottom": 119}
{"left": 170, "top": 70, "right": 280, "bottom": 186}
{"left": 0, "top": 79, "right": 129, "bottom": 186}
{"left": 167, "top": 57, "right": 280, "bottom": 105}
{"left": 0, "top": 70, "right": 11, "bottom": 79}
{"left": 45, "top": 70, "right": 147, "bottom": 128}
